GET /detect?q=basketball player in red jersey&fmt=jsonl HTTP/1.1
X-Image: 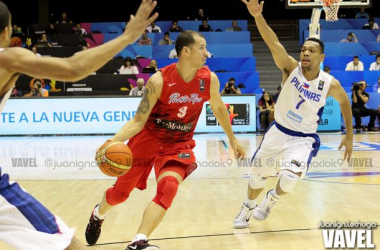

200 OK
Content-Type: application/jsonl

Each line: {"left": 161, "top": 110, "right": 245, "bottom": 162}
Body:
{"left": 85, "top": 30, "right": 246, "bottom": 250}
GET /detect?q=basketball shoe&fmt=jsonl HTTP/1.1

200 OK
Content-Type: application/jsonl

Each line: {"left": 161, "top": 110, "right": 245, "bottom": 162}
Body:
{"left": 85, "top": 205, "right": 105, "bottom": 245}
{"left": 253, "top": 190, "right": 279, "bottom": 221}
{"left": 233, "top": 203, "right": 254, "bottom": 229}
{"left": 126, "top": 240, "right": 160, "bottom": 250}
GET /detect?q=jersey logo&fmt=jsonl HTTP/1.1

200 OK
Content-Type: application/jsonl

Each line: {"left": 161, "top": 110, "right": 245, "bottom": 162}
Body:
{"left": 291, "top": 77, "right": 321, "bottom": 103}
{"left": 168, "top": 93, "right": 203, "bottom": 105}
{"left": 169, "top": 82, "right": 177, "bottom": 87}
{"left": 303, "top": 83, "right": 309, "bottom": 89}
{"left": 318, "top": 80, "right": 325, "bottom": 91}
{"left": 286, "top": 110, "right": 303, "bottom": 123}
{"left": 199, "top": 79, "right": 205, "bottom": 92}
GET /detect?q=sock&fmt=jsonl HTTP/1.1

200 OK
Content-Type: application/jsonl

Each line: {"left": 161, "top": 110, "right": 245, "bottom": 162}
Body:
{"left": 245, "top": 198, "right": 256, "bottom": 209}
{"left": 93, "top": 205, "right": 107, "bottom": 220}
{"left": 132, "top": 233, "right": 147, "bottom": 243}
{"left": 269, "top": 189, "right": 280, "bottom": 199}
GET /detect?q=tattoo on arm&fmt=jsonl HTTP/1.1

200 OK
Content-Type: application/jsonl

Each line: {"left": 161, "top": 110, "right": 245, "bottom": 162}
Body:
{"left": 136, "top": 81, "right": 156, "bottom": 114}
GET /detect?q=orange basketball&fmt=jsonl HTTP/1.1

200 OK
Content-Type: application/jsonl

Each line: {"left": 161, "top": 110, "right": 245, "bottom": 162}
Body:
{"left": 96, "top": 141, "right": 133, "bottom": 177}
{"left": 10, "top": 37, "right": 22, "bottom": 47}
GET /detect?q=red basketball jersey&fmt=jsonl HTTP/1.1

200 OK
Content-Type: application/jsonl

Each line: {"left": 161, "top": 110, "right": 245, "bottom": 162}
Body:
{"left": 144, "top": 63, "right": 211, "bottom": 141}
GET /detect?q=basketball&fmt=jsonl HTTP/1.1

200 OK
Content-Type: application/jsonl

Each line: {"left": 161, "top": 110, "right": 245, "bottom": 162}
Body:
{"left": 95, "top": 140, "right": 133, "bottom": 177}
{"left": 10, "top": 37, "right": 22, "bottom": 47}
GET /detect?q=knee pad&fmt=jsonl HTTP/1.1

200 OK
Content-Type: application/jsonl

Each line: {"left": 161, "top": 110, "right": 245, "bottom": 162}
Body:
{"left": 279, "top": 170, "right": 300, "bottom": 193}
{"left": 249, "top": 174, "right": 267, "bottom": 189}
{"left": 106, "top": 188, "right": 130, "bottom": 206}
{"left": 152, "top": 176, "right": 179, "bottom": 210}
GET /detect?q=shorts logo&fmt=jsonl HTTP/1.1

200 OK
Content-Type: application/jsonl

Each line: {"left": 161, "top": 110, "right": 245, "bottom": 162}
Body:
{"left": 291, "top": 159, "right": 301, "bottom": 167}
{"left": 178, "top": 153, "right": 190, "bottom": 159}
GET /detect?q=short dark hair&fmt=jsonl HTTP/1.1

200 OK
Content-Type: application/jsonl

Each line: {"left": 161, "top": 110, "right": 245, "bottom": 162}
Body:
{"left": 175, "top": 31, "right": 204, "bottom": 57}
{"left": 228, "top": 77, "right": 235, "bottom": 82}
{"left": 348, "top": 32, "right": 353, "bottom": 36}
{"left": 376, "top": 55, "right": 380, "bottom": 59}
{"left": 164, "top": 31, "right": 170, "bottom": 36}
{"left": 353, "top": 55, "right": 359, "bottom": 60}
{"left": 369, "top": 17, "right": 374, "bottom": 22}
{"left": 305, "top": 37, "right": 325, "bottom": 54}
{"left": 323, "top": 66, "right": 330, "bottom": 71}
{"left": 0, "top": 1, "right": 11, "bottom": 33}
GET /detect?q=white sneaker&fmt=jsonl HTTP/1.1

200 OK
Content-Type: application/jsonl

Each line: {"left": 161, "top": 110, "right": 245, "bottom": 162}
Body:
{"left": 234, "top": 203, "right": 254, "bottom": 229}
{"left": 253, "top": 191, "right": 279, "bottom": 221}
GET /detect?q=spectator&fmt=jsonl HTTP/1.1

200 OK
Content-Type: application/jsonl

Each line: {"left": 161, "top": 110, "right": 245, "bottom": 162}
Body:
{"left": 56, "top": 12, "right": 72, "bottom": 24}
{"left": 24, "top": 79, "right": 49, "bottom": 97}
{"left": 230, "top": 20, "right": 242, "bottom": 31}
{"left": 74, "top": 23, "right": 87, "bottom": 35}
{"left": 373, "top": 76, "right": 380, "bottom": 93}
{"left": 340, "top": 32, "right": 358, "bottom": 43}
{"left": 258, "top": 92, "right": 275, "bottom": 131}
{"left": 12, "top": 24, "right": 24, "bottom": 36}
{"left": 345, "top": 56, "right": 364, "bottom": 71}
{"left": 119, "top": 57, "right": 139, "bottom": 74}
{"left": 351, "top": 81, "right": 379, "bottom": 131}
{"left": 169, "top": 21, "right": 183, "bottom": 32}
{"left": 146, "top": 21, "right": 161, "bottom": 33}
{"left": 369, "top": 55, "right": 380, "bottom": 71}
{"left": 45, "top": 23, "right": 57, "bottom": 35}
{"left": 195, "top": 8, "right": 208, "bottom": 21}
{"left": 362, "top": 18, "right": 379, "bottom": 30}
{"left": 323, "top": 65, "right": 331, "bottom": 74}
{"left": 37, "top": 34, "right": 53, "bottom": 48}
{"left": 146, "top": 59, "right": 158, "bottom": 72}
{"left": 159, "top": 32, "right": 173, "bottom": 45}
{"left": 199, "top": 20, "right": 212, "bottom": 32}
{"left": 31, "top": 46, "right": 41, "bottom": 57}
{"left": 129, "top": 78, "right": 145, "bottom": 96}
{"left": 221, "top": 78, "right": 241, "bottom": 94}
{"left": 11, "top": 87, "right": 22, "bottom": 97}
{"left": 377, "top": 34, "right": 380, "bottom": 42}
{"left": 138, "top": 30, "right": 152, "bottom": 45}
{"left": 355, "top": 8, "right": 370, "bottom": 19}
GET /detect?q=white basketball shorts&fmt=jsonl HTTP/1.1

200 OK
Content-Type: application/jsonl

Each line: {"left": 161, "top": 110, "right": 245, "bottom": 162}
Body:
{"left": 0, "top": 168, "right": 75, "bottom": 250}
{"left": 250, "top": 121, "right": 320, "bottom": 179}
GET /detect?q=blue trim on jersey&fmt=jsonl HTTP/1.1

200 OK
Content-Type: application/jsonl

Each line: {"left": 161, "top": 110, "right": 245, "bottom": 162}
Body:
{"left": 250, "top": 121, "right": 276, "bottom": 163}
{"left": 274, "top": 121, "right": 321, "bottom": 157}
{"left": 0, "top": 167, "right": 60, "bottom": 234}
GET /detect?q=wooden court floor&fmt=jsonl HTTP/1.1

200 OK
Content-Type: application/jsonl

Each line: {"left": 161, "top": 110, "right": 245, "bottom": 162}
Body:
{"left": 0, "top": 132, "right": 379, "bottom": 250}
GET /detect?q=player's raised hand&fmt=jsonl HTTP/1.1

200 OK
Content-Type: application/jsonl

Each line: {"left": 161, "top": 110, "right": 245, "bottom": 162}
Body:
{"left": 241, "top": 0, "right": 264, "bottom": 18}
{"left": 338, "top": 135, "right": 353, "bottom": 162}
{"left": 123, "top": 0, "right": 159, "bottom": 43}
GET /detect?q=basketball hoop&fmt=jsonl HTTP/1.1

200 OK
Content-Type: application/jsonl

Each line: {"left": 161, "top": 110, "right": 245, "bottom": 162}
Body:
{"left": 321, "top": 0, "right": 342, "bottom": 22}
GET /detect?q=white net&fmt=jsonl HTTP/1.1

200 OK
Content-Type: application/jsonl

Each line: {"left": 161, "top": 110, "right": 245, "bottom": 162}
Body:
{"left": 321, "top": 0, "right": 342, "bottom": 22}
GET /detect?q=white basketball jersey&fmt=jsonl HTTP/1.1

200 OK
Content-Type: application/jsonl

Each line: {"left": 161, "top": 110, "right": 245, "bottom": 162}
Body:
{"left": 0, "top": 48, "right": 13, "bottom": 114}
{"left": 275, "top": 63, "right": 333, "bottom": 134}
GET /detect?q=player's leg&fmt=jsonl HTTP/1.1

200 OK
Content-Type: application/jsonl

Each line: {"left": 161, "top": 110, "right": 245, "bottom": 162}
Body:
{"left": 0, "top": 168, "right": 81, "bottom": 250}
{"left": 253, "top": 136, "right": 315, "bottom": 221}
{"left": 127, "top": 161, "right": 189, "bottom": 250}
{"left": 234, "top": 124, "right": 281, "bottom": 229}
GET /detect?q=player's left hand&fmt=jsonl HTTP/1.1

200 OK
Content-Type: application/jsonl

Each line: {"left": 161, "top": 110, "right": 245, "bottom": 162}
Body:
{"left": 338, "top": 135, "right": 353, "bottom": 162}
{"left": 230, "top": 138, "right": 246, "bottom": 159}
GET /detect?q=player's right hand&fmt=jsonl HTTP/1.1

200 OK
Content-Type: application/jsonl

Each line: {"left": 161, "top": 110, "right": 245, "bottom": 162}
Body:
{"left": 241, "top": 0, "right": 264, "bottom": 18}
{"left": 123, "top": 0, "right": 159, "bottom": 43}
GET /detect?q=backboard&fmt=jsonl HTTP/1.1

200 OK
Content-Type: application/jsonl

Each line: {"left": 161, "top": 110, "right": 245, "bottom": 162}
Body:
{"left": 286, "top": 0, "right": 372, "bottom": 9}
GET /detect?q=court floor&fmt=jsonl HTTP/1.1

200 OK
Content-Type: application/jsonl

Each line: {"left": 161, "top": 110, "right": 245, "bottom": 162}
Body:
{"left": 0, "top": 132, "right": 379, "bottom": 250}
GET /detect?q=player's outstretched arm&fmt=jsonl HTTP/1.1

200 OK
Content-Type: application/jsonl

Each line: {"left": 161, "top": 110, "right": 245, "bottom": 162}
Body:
{"left": 111, "top": 72, "right": 163, "bottom": 142}
{"left": 1, "top": 0, "right": 158, "bottom": 82}
{"left": 327, "top": 79, "right": 353, "bottom": 162}
{"left": 209, "top": 73, "right": 245, "bottom": 159}
{"left": 241, "top": 0, "right": 297, "bottom": 74}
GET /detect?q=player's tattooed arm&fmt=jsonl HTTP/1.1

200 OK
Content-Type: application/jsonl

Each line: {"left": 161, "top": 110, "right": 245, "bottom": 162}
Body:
{"left": 137, "top": 81, "right": 157, "bottom": 114}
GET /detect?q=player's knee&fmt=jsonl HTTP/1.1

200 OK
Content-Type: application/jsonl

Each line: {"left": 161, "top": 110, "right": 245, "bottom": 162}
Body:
{"left": 152, "top": 176, "right": 179, "bottom": 210}
{"left": 106, "top": 188, "right": 130, "bottom": 206}
{"left": 279, "top": 170, "right": 300, "bottom": 193}
{"left": 249, "top": 173, "right": 266, "bottom": 189}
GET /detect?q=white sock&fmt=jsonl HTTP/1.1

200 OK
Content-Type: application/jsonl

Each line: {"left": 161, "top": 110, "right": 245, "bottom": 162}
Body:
{"left": 245, "top": 199, "right": 256, "bottom": 209}
{"left": 132, "top": 233, "right": 147, "bottom": 243}
{"left": 269, "top": 189, "right": 280, "bottom": 199}
{"left": 93, "top": 205, "right": 107, "bottom": 220}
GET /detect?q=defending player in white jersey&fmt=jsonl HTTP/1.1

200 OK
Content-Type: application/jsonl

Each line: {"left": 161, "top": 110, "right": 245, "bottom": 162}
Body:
{"left": 0, "top": 1, "right": 158, "bottom": 249}
{"left": 234, "top": 0, "right": 353, "bottom": 229}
